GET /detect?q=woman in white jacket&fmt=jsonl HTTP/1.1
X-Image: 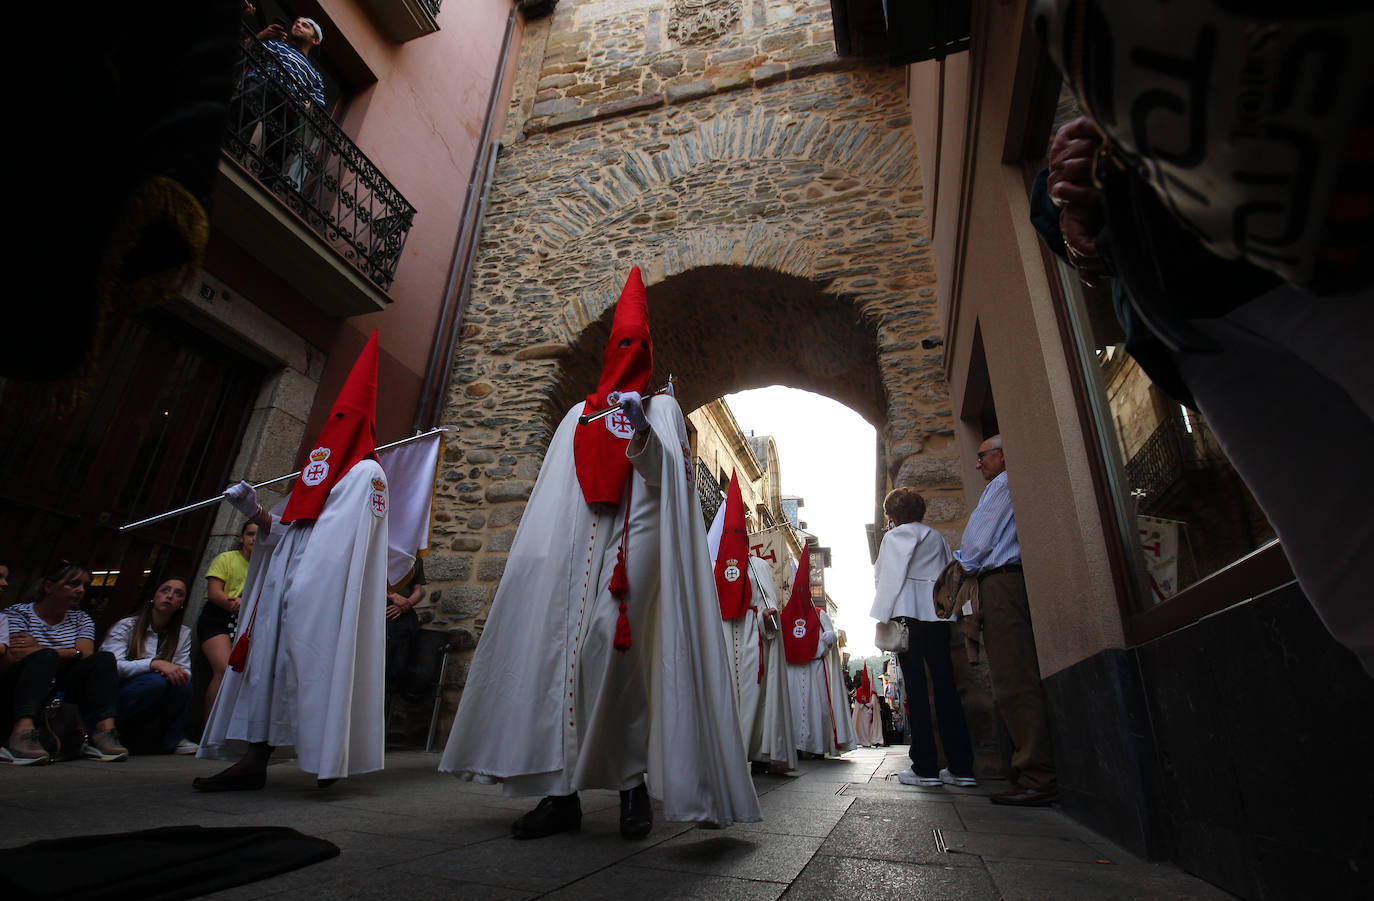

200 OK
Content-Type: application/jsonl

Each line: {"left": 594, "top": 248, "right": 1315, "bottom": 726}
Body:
{"left": 871, "top": 488, "right": 976, "bottom": 788}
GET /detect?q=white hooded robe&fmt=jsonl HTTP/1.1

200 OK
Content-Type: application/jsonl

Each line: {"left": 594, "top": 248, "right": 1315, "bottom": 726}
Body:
{"left": 439, "top": 396, "right": 760, "bottom": 826}
{"left": 719, "top": 556, "right": 796, "bottom": 771}
{"left": 787, "top": 610, "right": 856, "bottom": 756}
{"left": 199, "top": 459, "right": 389, "bottom": 780}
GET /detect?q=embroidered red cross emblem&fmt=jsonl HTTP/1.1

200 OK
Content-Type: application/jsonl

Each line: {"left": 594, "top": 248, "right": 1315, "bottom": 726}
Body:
{"left": 306, "top": 463, "right": 326, "bottom": 481}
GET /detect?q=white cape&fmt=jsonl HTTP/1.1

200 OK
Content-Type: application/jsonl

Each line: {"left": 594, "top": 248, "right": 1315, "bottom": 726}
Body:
{"left": 199, "top": 460, "right": 389, "bottom": 780}
{"left": 720, "top": 557, "right": 796, "bottom": 770}
{"left": 787, "top": 610, "right": 856, "bottom": 756}
{"left": 440, "top": 397, "right": 760, "bottom": 826}
{"left": 850, "top": 695, "right": 883, "bottom": 747}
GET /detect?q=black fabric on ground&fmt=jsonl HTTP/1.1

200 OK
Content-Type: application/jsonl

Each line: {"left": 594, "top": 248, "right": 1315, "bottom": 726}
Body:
{"left": 0, "top": 825, "right": 339, "bottom": 900}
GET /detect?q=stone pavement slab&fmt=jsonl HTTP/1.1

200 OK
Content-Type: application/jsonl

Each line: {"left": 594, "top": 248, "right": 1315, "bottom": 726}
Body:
{"left": 0, "top": 745, "right": 1231, "bottom": 900}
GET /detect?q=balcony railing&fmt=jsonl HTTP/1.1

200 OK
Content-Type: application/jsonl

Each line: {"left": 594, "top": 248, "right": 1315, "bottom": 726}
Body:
{"left": 1124, "top": 417, "right": 1223, "bottom": 511}
{"left": 695, "top": 459, "right": 724, "bottom": 529}
{"left": 224, "top": 26, "right": 416, "bottom": 291}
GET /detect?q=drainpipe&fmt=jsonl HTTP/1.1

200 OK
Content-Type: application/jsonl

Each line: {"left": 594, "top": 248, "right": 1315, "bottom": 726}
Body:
{"left": 413, "top": 3, "right": 520, "bottom": 431}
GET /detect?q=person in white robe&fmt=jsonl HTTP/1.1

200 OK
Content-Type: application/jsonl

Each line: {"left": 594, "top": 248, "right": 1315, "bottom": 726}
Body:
{"left": 439, "top": 267, "right": 759, "bottom": 839}
{"left": 195, "top": 333, "right": 388, "bottom": 790}
{"left": 781, "top": 542, "right": 854, "bottom": 758}
{"left": 849, "top": 666, "right": 883, "bottom": 747}
{"left": 707, "top": 477, "right": 796, "bottom": 773}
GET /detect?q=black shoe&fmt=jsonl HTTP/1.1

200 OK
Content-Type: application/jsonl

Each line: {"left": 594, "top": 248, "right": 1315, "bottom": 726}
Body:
{"left": 619, "top": 783, "right": 652, "bottom": 840}
{"left": 512, "top": 794, "right": 581, "bottom": 840}
{"left": 317, "top": 778, "right": 338, "bottom": 789}
{"left": 989, "top": 783, "right": 1058, "bottom": 807}
{"left": 192, "top": 768, "right": 267, "bottom": 792}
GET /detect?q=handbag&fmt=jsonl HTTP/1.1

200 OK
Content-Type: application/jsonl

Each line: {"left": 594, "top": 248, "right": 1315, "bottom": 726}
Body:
{"left": 39, "top": 693, "right": 88, "bottom": 761}
{"left": 874, "top": 619, "right": 908, "bottom": 653}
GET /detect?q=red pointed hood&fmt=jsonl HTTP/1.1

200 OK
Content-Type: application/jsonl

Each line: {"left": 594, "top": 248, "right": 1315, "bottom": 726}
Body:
{"left": 281, "top": 331, "right": 380, "bottom": 524}
{"left": 781, "top": 545, "right": 820, "bottom": 664}
{"left": 574, "top": 267, "right": 654, "bottom": 508}
{"left": 855, "top": 666, "right": 873, "bottom": 705}
{"left": 715, "top": 470, "right": 753, "bottom": 620}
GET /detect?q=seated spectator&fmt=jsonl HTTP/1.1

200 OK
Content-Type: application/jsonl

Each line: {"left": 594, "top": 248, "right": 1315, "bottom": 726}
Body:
{"left": 199, "top": 521, "right": 256, "bottom": 715}
{"left": 1, "top": 562, "right": 127, "bottom": 764}
{"left": 100, "top": 577, "right": 197, "bottom": 755}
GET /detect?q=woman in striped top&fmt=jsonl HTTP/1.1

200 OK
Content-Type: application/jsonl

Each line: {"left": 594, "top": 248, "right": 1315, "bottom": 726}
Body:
{"left": 1, "top": 562, "right": 127, "bottom": 764}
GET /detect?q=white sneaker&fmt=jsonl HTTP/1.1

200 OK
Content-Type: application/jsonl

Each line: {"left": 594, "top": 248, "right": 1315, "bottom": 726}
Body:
{"left": 174, "top": 738, "right": 200, "bottom": 756}
{"left": 940, "top": 768, "right": 977, "bottom": 787}
{"left": 896, "top": 767, "right": 942, "bottom": 787}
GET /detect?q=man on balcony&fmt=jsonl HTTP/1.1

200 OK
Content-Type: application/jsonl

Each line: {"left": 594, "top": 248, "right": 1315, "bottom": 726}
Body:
{"left": 232, "top": 17, "right": 326, "bottom": 184}
{"left": 248, "top": 17, "right": 325, "bottom": 109}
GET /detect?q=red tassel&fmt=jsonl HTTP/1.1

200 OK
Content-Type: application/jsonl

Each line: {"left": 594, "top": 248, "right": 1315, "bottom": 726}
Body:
{"left": 227, "top": 631, "right": 251, "bottom": 672}
{"left": 613, "top": 601, "right": 633, "bottom": 652}
{"left": 609, "top": 552, "right": 629, "bottom": 599}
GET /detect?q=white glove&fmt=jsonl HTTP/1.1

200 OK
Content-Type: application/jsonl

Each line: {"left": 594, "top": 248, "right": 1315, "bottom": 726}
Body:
{"left": 821, "top": 629, "right": 837, "bottom": 648}
{"left": 223, "top": 480, "right": 261, "bottom": 519}
{"left": 608, "top": 390, "right": 649, "bottom": 432}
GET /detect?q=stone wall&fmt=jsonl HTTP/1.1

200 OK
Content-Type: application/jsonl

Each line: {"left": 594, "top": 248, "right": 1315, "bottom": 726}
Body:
{"left": 418, "top": 0, "right": 962, "bottom": 732}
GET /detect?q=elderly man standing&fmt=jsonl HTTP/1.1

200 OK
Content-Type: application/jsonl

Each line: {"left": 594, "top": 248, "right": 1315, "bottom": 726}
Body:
{"left": 956, "top": 435, "right": 1057, "bottom": 806}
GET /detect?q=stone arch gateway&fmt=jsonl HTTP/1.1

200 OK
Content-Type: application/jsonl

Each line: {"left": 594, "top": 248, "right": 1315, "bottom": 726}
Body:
{"left": 422, "top": 2, "right": 962, "bottom": 708}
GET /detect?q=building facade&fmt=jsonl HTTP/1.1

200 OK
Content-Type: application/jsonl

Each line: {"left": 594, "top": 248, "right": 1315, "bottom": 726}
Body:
{"left": 1, "top": 1, "right": 521, "bottom": 642}
{"left": 896, "top": 2, "right": 1374, "bottom": 897}
{"left": 424, "top": 0, "right": 964, "bottom": 715}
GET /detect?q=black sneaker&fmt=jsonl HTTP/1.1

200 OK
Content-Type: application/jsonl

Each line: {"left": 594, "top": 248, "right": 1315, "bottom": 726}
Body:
{"left": 512, "top": 794, "right": 581, "bottom": 840}
{"left": 619, "top": 783, "right": 652, "bottom": 840}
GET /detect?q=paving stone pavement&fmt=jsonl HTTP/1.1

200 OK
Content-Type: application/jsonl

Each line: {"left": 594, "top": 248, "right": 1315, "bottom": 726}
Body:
{"left": 0, "top": 746, "right": 1235, "bottom": 899}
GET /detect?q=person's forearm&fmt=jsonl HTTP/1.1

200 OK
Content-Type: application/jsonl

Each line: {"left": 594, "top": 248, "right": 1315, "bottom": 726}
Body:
{"left": 117, "top": 656, "right": 152, "bottom": 680}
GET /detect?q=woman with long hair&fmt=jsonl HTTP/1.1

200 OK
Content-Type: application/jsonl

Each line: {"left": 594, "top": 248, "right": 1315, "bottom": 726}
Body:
{"left": 99, "top": 576, "right": 197, "bottom": 754}
{"left": 1, "top": 561, "right": 126, "bottom": 764}
{"left": 198, "top": 520, "right": 257, "bottom": 715}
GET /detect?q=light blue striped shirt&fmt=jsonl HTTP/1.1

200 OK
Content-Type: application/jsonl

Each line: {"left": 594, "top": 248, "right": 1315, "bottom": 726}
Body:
{"left": 954, "top": 471, "right": 1021, "bottom": 574}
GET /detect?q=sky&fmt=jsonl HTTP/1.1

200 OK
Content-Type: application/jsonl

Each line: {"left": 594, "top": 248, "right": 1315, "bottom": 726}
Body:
{"left": 723, "top": 385, "right": 881, "bottom": 657}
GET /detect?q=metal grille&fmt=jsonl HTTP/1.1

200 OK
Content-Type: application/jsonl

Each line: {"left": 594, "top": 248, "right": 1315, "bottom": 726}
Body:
{"left": 223, "top": 25, "right": 416, "bottom": 290}
{"left": 1123, "top": 417, "right": 1223, "bottom": 512}
{"left": 695, "top": 459, "right": 724, "bottom": 528}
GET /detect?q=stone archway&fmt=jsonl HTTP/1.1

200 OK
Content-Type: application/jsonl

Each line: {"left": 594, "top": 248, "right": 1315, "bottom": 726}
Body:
{"left": 420, "top": 9, "right": 967, "bottom": 716}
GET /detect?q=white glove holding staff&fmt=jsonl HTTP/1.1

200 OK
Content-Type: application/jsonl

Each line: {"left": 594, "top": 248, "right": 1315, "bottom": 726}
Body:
{"left": 223, "top": 480, "right": 262, "bottom": 519}
{"left": 607, "top": 390, "right": 649, "bottom": 432}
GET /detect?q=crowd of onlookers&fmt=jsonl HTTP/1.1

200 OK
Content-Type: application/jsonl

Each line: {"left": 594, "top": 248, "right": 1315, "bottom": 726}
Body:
{"left": 2, "top": 518, "right": 431, "bottom": 768}
{"left": 0, "top": 560, "right": 199, "bottom": 765}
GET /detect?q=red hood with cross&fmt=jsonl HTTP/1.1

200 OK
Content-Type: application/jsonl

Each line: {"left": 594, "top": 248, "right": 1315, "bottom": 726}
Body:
{"left": 573, "top": 267, "right": 653, "bottom": 509}
{"left": 280, "top": 331, "right": 380, "bottom": 525}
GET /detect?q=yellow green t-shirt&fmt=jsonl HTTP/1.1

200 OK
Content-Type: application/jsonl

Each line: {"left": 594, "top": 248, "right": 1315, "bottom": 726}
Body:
{"left": 205, "top": 549, "right": 250, "bottom": 601}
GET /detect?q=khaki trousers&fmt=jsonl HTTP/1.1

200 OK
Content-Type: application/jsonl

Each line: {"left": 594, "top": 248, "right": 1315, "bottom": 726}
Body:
{"left": 979, "top": 571, "right": 1056, "bottom": 791}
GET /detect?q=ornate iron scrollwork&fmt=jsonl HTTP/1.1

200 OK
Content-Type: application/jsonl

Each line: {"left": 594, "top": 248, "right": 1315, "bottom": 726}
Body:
{"left": 223, "top": 24, "right": 417, "bottom": 290}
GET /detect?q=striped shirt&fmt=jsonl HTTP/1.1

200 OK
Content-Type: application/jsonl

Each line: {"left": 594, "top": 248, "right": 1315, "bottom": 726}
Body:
{"left": 250, "top": 40, "right": 326, "bottom": 108}
{"left": 4, "top": 602, "right": 95, "bottom": 648}
{"left": 954, "top": 471, "right": 1021, "bottom": 575}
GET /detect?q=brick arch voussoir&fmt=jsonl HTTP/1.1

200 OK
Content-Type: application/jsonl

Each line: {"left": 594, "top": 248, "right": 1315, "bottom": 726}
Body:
{"left": 513, "top": 113, "right": 923, "bottom": 254}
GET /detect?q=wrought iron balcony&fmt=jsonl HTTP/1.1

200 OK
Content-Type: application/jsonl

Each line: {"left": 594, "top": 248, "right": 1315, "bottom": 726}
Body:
{"left": 223, "top": 26, "right": 415, "bottom": 291}
{"left": 1124, "top": 416, "right": 1223, "bottom": 512}
{"left": 695, "top": 458, "right": 724, "bottom": 529}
